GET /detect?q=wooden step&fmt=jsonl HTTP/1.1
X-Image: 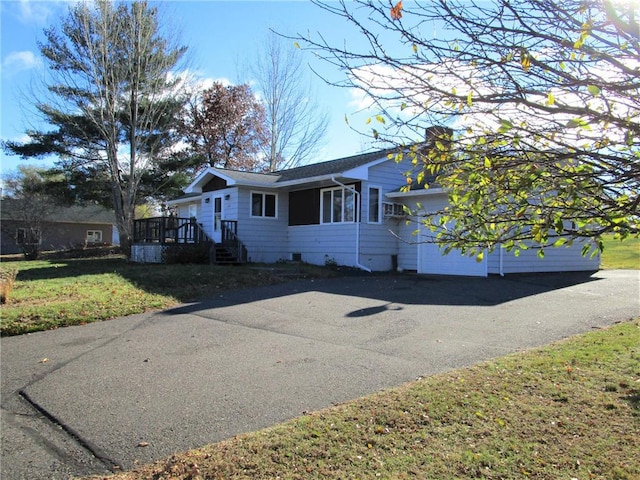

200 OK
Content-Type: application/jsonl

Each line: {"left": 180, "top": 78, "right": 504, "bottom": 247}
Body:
{"left": 213, "top": 245, "right": 239, "bottom": 265}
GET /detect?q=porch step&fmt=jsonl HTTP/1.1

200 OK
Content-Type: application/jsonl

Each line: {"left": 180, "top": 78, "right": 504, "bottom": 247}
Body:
{"left": 213, "top": 244, "right": 241, "bottom": 265}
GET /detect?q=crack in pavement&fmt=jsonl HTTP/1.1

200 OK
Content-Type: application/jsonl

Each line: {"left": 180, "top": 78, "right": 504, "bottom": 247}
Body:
{"left": 18, "top": 390, "right": 123, "bottom": 471}
{"left": 1, "top": 404, "right": 110, "bottom": 474}
{"left": 5, "top": 315, "right": 158, "bottom": 475}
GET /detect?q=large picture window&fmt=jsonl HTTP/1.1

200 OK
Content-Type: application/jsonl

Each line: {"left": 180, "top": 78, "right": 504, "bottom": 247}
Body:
{"left": 321, "top": 186, "right": 356, "bottom": 224}
{"left": 251, "top": 192, "right": 277, "bottom": 218}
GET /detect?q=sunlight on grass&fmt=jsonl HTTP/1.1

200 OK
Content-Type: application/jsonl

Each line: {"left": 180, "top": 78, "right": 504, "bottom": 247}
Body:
{"left": 0, "top": 257, "right": 282, "bottom": 336}
{"left": 601, "top": 235, "right": 640, "bottom": 269}
{"left": 1, "top": 236, "right": 637, "bottom": 336}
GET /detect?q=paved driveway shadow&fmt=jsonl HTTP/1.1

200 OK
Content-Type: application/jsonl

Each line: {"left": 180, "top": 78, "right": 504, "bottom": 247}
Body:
{"left": 4, "top": 269, "right": 636, "bottom": 480}
{"left": 166, "top": 270, "right": 601, "bottom": 316}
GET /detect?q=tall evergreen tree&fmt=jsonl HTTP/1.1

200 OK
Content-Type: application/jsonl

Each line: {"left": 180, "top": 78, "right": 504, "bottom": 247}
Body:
{"left": 3, "top": 1, "right": 188, "bottom": 256}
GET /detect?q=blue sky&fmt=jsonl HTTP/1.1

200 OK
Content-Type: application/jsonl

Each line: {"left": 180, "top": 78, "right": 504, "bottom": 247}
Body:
{"left": 0, "top": 0, "right": 382, "bottom": 176}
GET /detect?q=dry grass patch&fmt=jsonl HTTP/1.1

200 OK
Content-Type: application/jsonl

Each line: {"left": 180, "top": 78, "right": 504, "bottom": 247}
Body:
{"left": 0, "top": 264, "right": 18, "bottom": 304}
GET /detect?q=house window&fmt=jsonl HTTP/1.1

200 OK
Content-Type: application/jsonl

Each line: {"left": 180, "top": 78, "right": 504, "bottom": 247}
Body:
{"left": 251, "top": 192, "right": 277, "bottom": 218}
{"left": 321, "top": 186, "right": 356, "bottom": 224}
{"left": 16, "top": 228, "right": 40, "bottom": 245}
{"left": 86, "top": 230, "right": 103, "bottom": 244}
{"left": 368, "top": 187, "right": 381, "bottom": 223}
{"left": 289, "top": 188, "right": 320, "bottom": 226}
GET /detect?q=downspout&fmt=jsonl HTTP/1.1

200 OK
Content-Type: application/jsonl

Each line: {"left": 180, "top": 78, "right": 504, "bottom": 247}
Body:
{"left": 499, "top": 243, "right": 505, "bottom": 276}
{"left": 331, "top": 177, "right": 372, "bottom": 272}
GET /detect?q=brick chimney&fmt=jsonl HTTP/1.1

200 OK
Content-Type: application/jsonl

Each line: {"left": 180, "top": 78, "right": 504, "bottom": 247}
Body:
{"left": 425, "top": 126, "right": 453, "bottom": 144}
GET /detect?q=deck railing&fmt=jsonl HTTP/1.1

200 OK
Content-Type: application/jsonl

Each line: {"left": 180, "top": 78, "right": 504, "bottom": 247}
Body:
{"left": 220, "top": 220, "right": 248, "bottom": 263}
{"left": 133, "top": 216, "right": 210, "bottom": 244}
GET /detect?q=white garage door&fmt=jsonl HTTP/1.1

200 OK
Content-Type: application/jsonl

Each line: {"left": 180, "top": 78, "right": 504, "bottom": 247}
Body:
{"left": 418, "top": 241, "right": 488, "bottom": 276}
{"left": 407, "top": 193, "right": 488, "bottom": 277}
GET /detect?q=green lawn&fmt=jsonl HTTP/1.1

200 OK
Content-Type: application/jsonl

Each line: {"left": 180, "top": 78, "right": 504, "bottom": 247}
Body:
{"left": 601, "top": 235, "right": 640, "bottom": 270}
{"left": 90, "top": 319, "right": 640, "bottom": 480}
{"left": 0, "top": 256, "right": 331, "bottom": 336}
{"left": 1, "top": 242, "right": 637, "bottom": 479}
{"left": 1, "top": 236, "right": 637, "bottom": 336}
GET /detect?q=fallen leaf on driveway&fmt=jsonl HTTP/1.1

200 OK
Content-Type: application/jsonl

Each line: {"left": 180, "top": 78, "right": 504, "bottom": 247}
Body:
{"left": 39, "top": 358, "right": 49, "bottom": 363}
{"left": 137, "top": 442, "right": 149, "bottom": 447}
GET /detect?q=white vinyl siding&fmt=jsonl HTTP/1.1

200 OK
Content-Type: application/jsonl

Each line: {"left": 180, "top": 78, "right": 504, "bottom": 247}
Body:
{"left": 188, "top": 204, "right": 197, "bottom": 218}
{"left": 288, "top": 224, "right": 358, "bottom": 267}
{"left": 236, "top": 187, "right": 288, "bottom": 263}
{"left": 487, "top": 242, "right": 600, "bottom": 274}
{"left": 396, "top": 219, "right": 418, "bottom": 271}
{"left": 354, "top": 160, "right": 412, "bottom": 271}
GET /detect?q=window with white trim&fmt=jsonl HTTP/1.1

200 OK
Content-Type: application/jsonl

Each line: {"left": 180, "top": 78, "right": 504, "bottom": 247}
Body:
{"left": 321, "top": 186, "right": 356, "bottom": 224}
{"left": 251, "top": 192, "right": 277, "bottom": 218}
{"left": 368, "top": 187, "right": 381, "bottom": 223}
{"left": 86, "top": 230, "right": 103, "bottom": 244}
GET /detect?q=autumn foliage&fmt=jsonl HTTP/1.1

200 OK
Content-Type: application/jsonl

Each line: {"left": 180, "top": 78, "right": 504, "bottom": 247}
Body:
{"left": 390, "top": 1, "right": 403, "bottom": 20}
{"left": 180, "top": 83, "right": 268, "bottom": 172}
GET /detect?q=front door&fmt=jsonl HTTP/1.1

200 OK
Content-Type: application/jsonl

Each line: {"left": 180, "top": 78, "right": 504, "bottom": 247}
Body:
{"left": 212, "top": 195, "right": 223, "bottom": 243}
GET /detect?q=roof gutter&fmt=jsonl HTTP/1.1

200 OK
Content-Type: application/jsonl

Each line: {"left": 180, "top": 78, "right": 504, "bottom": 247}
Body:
{"left": 331, "top": 177, "right": 372, "bottom": 273}
{"left": 385, "top": 187, "right": 446, "bottom": 199}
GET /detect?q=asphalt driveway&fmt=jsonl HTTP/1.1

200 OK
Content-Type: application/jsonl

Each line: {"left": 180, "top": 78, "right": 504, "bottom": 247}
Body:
{"left": 2, "top": 269, "right": 639, "bottom": 479}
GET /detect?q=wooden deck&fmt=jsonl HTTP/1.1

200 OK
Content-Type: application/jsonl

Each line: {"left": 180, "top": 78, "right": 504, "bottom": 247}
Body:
{"left": 133, "top": 216, "right": 210, "bottom": 245}
{"left": 131, "top": 217, "right": 247, "bottom": 265}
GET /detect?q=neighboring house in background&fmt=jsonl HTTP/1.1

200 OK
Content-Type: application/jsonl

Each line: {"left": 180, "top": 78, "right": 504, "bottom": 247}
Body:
{"left": 0, "top": 200, "right": 119, "bottom": 255}
{"left": 141, "top": 144, "right": 599, "bottom": 277}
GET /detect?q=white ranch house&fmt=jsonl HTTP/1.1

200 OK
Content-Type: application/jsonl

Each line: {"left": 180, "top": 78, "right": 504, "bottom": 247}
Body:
{"left": 131, "top": 146, "right": 599, "bottom": 276}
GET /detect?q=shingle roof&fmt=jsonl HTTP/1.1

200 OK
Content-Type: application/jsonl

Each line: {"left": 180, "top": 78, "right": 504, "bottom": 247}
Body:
{"left": 273, "top": 148, "right": 394, "bottom": 182}
{"left": 205, "top": 148, "right": 395, "bottom": 186}
{"left": 178, "top": 147, "right": 399, "bottom": 199}
{"left": 0, "top": 199, "right": 116, "bottom": 224}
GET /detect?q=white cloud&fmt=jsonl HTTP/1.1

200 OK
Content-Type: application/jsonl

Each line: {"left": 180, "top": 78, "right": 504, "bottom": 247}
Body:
{"left": 347, "top": 57, "right": 632, "bottom": 149}
{"left": 194, "top": 75, "right": 233, "bottom": 90}
{"left": 171, "top": 70, "right": 235, "bottom": 95}
{"left": 3, "top": 51, "right": 41, "bottom": 72}
{"left": 15, "top": 0, "right": 71, "bottom": 25}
